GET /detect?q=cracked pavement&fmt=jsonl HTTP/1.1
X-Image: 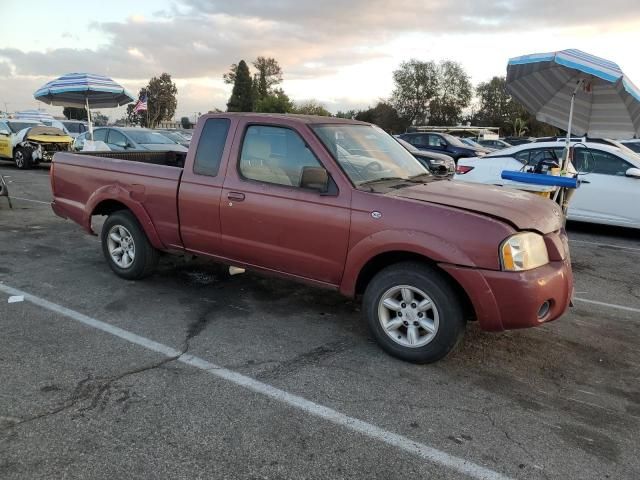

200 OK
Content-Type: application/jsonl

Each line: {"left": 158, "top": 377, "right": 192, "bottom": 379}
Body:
{"left": 1, "top": 165, "right": 640, "bottom": 479}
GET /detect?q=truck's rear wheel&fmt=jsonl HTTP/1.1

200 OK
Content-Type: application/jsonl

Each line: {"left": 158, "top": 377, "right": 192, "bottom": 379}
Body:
{"left": 363, "top": 262, "right": 465, "bottom": 364}
{"left": 14, "top": 147, "right": 33, "bottom": 169}
{"left": 101, "top": 211, "right": 159, "bottom": 279}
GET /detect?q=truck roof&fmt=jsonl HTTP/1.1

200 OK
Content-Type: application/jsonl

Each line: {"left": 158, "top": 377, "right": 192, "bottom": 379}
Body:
{"left": 202, "top": 112, "right": 370, "bottom": 126}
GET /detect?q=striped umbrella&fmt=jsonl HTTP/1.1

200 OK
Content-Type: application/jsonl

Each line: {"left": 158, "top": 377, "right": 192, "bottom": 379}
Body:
{"left": 34, "top": 73, "right": 135, "bottom": 135}
{"left": 14, "top": 109, "right": 55, "bottom": 123}
{"left": 506, "top": 49, "right": 640, "bottom": 140}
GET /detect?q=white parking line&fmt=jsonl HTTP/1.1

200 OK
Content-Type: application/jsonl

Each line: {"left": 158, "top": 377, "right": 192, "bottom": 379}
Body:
{"left": 569, "top": 239, "right": 640, "bottom": 253}
{"left": 0, "top": 283, "right": 510, "bottom": 480}
{"left": 574, "top": 297, "right": 640, "bottom": 314}
{"left": 8, "top": 196, "right": 51, "bottom": 205}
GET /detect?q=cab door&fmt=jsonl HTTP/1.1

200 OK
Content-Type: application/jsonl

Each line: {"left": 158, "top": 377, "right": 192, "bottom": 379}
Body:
{"left": 219, "top": 120, "right": 351, "bottom": 286}
{"left": 0, "top": 122, "right": 12, "bottom": 159}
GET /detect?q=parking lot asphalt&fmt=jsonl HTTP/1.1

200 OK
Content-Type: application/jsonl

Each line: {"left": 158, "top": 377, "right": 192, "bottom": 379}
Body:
{"left": 1, "top": 164, "right": 639, "bottom": 480}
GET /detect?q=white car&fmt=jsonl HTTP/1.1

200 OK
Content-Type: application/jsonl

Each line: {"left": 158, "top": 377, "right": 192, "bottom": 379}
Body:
{"left": 454, "top": 141, "right": 640, "bottom": 229}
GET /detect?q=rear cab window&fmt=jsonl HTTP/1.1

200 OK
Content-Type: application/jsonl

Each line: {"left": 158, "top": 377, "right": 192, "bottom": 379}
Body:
{"left": 193, "top": 118, "right": 231, "bottom": 176}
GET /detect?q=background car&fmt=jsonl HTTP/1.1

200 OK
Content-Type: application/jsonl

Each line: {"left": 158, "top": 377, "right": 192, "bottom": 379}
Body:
{"left": 621, "top": 139, "right": 640, "bottom": 154}
{"left": 454, "top": 141, "right": 640, "bottom": 229}
{"left": 397, "top": 132, "right": 487, "bottom": 161}
{"left": 502, "top": 136, "right": 534, "bottom": 146}
{"left": 74, "top": 127, "right": 188, "bottom": 153}
{"left": 459, "top": 137, "right": 495, "bottom": 153}
{"left": 395, "top": 137, "right": 455, "bottom": 177}
{"left": 155, "top": 129, "right": 190, "bottom": 147}
{"left": 60, "top": 120, "right": 88, "bottom": 139}
{"left": 478, "top": 138, "right": 512, "bottom": 149}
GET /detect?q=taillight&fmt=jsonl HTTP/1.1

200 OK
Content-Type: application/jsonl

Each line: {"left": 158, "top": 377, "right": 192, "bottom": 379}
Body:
{"left": 456, "top": 165, "right": 474, "bottom": 174}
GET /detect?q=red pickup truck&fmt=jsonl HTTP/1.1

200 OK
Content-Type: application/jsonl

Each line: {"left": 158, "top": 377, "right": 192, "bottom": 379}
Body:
{"left": 51, "top": 113, "right": 573, "bottom": 363}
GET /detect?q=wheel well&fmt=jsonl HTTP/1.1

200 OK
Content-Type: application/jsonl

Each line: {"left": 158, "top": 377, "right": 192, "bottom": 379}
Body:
{"left": 354, "top": 251, "right": 476, "bottom": 321}
{"left": 92, "top": 199, "right": 129, "bottom": 217}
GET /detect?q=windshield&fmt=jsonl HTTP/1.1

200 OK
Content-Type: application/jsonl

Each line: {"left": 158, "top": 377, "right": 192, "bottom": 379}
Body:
{"left": 126, "top": 130, "right": 174, "bottom": 145}
{"left": 313, "top": 124, "right": 428, "bottom": 186}
{"left": 440, "top": 133, "right": 467, "bottom": 148}
{"left": 157, "top": 131, "right": 186, "bottom": 143}
{"left": 396, "top": 137, "right": 419, "bottom": 153}
{"left": 8, "top": 121, "right": 42, "bottom": 133}
{"left": 63, "top": 122, "right": 84, "bottom": 133}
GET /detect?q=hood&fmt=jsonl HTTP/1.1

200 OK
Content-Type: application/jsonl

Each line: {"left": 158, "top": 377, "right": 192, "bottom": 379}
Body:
{"left": 387, "top": 181, "right": 563, "bottom": 234}
{"left": 24, "top": 126, "right": 73, "bottom": 144}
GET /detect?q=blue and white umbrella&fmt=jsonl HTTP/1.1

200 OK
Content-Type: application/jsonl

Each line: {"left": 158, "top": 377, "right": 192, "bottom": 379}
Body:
{"left": 14, "top": 109, "right": 55, "bottom": 123}
{"left": 34, "top": 73, "right": 135, "bottom": 134}
{"left": 507, "top": 49, "right": 640, "bottom": 140}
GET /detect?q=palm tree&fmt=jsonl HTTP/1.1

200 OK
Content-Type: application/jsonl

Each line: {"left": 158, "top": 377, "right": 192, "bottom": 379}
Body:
{"left": 512, "top": 118, "right": 528, "bottom": 137}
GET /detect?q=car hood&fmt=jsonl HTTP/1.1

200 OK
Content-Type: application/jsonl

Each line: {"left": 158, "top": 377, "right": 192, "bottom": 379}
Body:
{"left": 387, "top": 181, "right": 563, "bottom": 233}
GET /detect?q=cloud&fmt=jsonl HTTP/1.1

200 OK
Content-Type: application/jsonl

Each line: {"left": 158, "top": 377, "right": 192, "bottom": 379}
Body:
{"left": 1, "top": 0, "right": 639, "bottom": 116}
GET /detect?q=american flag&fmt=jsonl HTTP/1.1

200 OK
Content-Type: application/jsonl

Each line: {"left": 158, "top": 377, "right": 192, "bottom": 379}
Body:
{"left": 133, "top": 94, "right": 148, "bottom": 113}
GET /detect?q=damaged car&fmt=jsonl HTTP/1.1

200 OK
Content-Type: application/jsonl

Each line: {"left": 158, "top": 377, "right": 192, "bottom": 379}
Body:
{"left": 0, "top": 120, "right": 73, "bottom": 169}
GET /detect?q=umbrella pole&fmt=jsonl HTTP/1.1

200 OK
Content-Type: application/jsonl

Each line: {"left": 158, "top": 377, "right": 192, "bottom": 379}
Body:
{"left": 556, "top": 79, "right": 584, "bottom": 213}
{"left": 85, "top": 97, "right": 93, "bottom": 138}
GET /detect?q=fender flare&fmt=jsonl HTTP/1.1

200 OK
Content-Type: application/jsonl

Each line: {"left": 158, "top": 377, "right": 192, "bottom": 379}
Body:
{"left": 84, "top": 184, "right": 165, "bottom": 249}
{"left": 339, "top": 229, "right": 476, "bottom": 296}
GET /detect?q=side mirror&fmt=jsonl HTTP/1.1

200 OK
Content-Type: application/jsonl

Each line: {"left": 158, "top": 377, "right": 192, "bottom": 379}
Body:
{"left": 300, "top": 166, "right": 329, "bottom": 192}
{"left": 625, "top": 167, "right": 640, "bottom": 178}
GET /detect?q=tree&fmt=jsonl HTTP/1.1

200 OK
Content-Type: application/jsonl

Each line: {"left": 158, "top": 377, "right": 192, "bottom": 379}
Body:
{"left": 92, "top": 112, "right": 109, "bottom": 126}
{"left": 255, "top": 88, "right": 293, "bottom": 113}
{"left": 126, "top": 103, "right": 142, "bottom": 126}
{"left": 145, "top": 73, "right": 178, "bottom": 128}
{"left": 473, "top": 76, "right": 560, "bottom": 136}
{"left": 180, "top": 117, "right": 192, "bottom": 129}
{"left": 391, "top": 59, "right": 439, "bottom": 125}
{"left": 355, "top": 102, "right": 410, "bottom": 133}
{"left": 428, "top": 61, "right": 472, "bottom": 126}
{"left": 293, "top": 100, "right": 331, "bottom": 116}
{"left": 336, "top": 110, "right": 357, "bottom": 119}
{"left": 226, "top": 60, "right": 254, "bottom": 112}
{"left": 63, "top": 107, "right": 88, "bottom": 121}
{"left": 252, "top": 57, "right": 283, "bottom": 99}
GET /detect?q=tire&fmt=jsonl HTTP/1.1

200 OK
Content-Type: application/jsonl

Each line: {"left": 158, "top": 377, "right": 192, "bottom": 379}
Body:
{"left": 101, "top": 210, "right": 159, "bottom": 280}
{"left": 14, "top": 147, "right": 33, "bottom": 169}
{"left": 363, "top": 262, "right": 465, "bottom": 364}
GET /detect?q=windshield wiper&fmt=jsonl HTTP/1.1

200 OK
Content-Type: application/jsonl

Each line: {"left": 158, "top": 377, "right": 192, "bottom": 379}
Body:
{"left": 358, "top": 176, "right": 406, "bottom": 186}
{"left": 407, "top": 173, "right": 433, "bottom": 182}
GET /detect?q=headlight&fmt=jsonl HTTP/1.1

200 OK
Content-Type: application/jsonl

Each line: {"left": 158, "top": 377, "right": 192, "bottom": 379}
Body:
{"left": 500, "top": 232, "right": 549, "bottom": 271}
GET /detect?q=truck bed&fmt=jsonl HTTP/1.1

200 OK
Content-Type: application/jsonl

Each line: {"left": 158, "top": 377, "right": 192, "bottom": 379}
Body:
{"left": 72, "top": 150, "right": 186, "bottom": 168}
{"left": 51, "top": 151, "right": 184, "bottom": 249}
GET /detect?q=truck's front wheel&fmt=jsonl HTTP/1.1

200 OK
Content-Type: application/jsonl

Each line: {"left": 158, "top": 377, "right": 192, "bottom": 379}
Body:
{"left": 363, "top": 262, "right": 465, "bottom": 364}
{"left": 101, "top": 211, "right": 159, "bottom": 280}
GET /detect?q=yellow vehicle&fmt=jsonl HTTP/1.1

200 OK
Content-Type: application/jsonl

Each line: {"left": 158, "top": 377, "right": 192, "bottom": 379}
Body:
{"left": 0, "top": 119, "right": 73, "bottom": 169}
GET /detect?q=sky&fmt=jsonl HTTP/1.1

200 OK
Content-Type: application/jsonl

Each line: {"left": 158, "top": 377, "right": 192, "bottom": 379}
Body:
{"left": 1, "top": 0, "right": 640, "bottom": 121}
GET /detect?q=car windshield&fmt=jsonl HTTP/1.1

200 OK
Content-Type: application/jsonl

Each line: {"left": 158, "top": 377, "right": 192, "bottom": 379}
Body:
{"left": 63, "top": 122, "right": 83, "bottom": 133}
{"left": 441, "top": 133, "right": 467, "bottom": 147}
{"left": 313, "top": 124, "right": 428, "bottom": 186}
{"left": 8, "top": 121, "right": 41, "bottom": 133}
{"left": 126, "top": 130, "right": 174, "bottom": 144}
{"left": 396, "top": 137, "right": 419, "bottom": 153}
{"left": 157, "top": 131, "right": 186, "bottom": 143}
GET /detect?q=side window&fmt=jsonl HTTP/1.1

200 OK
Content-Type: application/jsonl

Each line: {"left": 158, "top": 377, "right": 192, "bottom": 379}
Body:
{"left": 108, "top": 130, "right": 128, "bottom": 148}
{"left": 514, "top": 151, "right": 530, "bottom": 164}
{"left": 530, "top": 148, "right": 557, "bottom": 164}
{"left": 428, "top": 134, "right": 444, "bottom": 147}
{"left": 406, "top": 135, "right": 424, "bottom": 146}
{"left": 93, "top": 129, "right": 107, "bottom": 142}
{"left": 193, "top": 118, "right": 230, "bottom": 176}
{"left": 589, "top": 150, "right": 632, "bottom": 176}
{"left": 239, "top": 125, "right": 322, "bottom": 187}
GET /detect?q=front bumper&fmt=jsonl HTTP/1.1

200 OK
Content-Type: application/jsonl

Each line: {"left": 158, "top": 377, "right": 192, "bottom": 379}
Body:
{"left": 440, "top": 257, "right": 573, "bottom": 332}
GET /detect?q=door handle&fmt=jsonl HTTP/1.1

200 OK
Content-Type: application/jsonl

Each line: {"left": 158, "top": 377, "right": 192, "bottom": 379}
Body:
{"left": 581, "top": 180, "right": 591, "bottom": 184}
{"left": 227, "top": 192, "right": 245, "bottom": 201}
